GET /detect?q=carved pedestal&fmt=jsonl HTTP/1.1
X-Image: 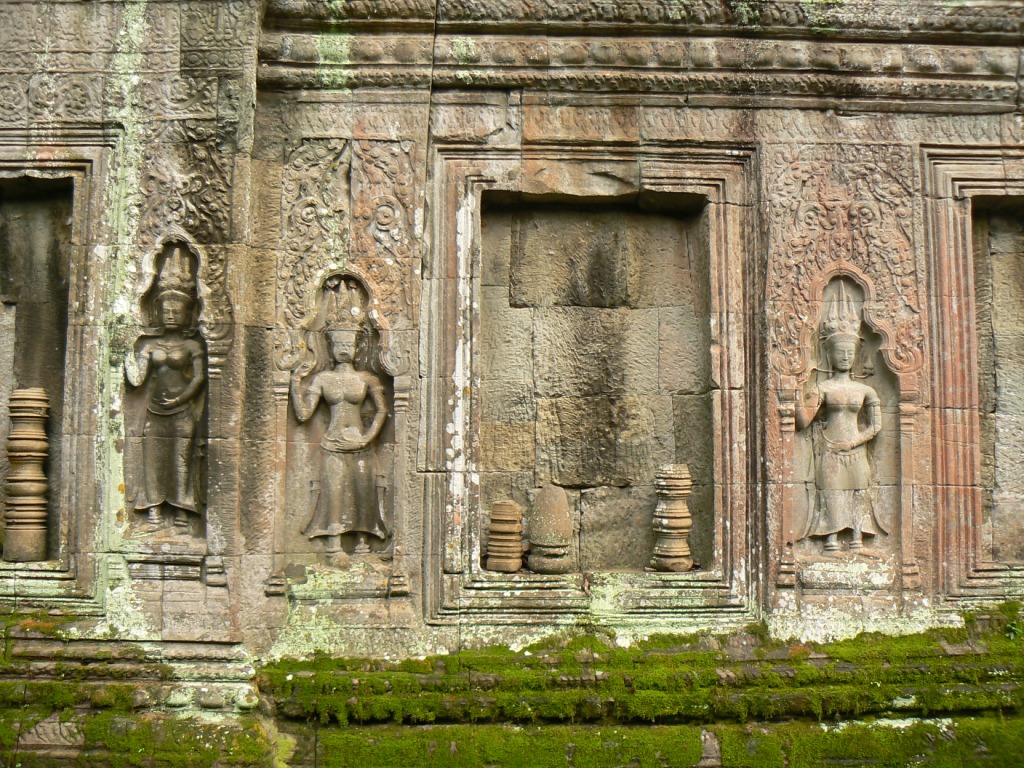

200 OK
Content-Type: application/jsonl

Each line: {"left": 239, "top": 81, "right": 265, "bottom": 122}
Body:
{"left": 485, "top": 500, "right": 523, "bottom": 573}
{"left": 649, "top": 464, "right": 693, "bottom": 572}
{"left": 3, "top": 388, "right": 49, "bottom": 562}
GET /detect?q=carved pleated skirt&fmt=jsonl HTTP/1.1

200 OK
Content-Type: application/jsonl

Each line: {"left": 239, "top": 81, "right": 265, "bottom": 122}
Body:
{"left": 135, "top": 408, "right": 198, "bottom": 513}
{"left": 812, "top": 443, "right": 878, "bottom": 537}
{"left": 305, "top": 445, "right": 386, "bottom": 540}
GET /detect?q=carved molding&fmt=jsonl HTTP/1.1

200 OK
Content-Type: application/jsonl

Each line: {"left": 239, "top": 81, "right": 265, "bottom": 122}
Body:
{"left": 438, "top": 0, "right": 1023, "bottom": 33}
{"left": 923, "top": 148, "right": 1024, "bottom": 598}
{"left": 263, "top": 0, "right": 1024, "bottom": 37}
{"left": 767, "top": 144, "right": 924, "bottom": 379}
{"left": 258, "top": 65, "right": 1017, "bottom": 109}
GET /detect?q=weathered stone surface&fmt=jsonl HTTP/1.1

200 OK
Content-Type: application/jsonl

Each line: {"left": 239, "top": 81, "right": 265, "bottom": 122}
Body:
{"left": 537, "top": 396, "right": 662, "bottom": 488}
{"left": 3, "top": 8, "right": 1024, "bottom": 754}
{"left": 533, "top": 308, "right": 660, "bottom": 398}
{"left": 579, "top": 484, "right": 656, "bottom": 572}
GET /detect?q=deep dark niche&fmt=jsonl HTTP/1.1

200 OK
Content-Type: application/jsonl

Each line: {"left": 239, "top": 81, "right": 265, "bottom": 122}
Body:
{"left": 0, "top": 177, "right": 73, "bottom": 559}
{"left": 479, "top": 196, "right": 714, "bottom": 572}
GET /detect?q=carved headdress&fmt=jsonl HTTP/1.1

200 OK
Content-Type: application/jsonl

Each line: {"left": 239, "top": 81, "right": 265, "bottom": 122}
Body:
{"left": 155, "top": 244, "right": 197, "bottom": 306}
{"left": 820, "top": 280, "right": 861, "bottom": 346}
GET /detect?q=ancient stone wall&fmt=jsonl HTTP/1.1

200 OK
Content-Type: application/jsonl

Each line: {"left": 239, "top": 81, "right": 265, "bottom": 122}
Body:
{"left": 0, "top": 1, "right": 1023, "bottom": 757}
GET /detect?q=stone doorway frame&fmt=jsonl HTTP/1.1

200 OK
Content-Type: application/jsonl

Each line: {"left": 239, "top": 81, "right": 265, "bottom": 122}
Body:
{"left": 421, "top": 143, "right": 758, "bottom": 628}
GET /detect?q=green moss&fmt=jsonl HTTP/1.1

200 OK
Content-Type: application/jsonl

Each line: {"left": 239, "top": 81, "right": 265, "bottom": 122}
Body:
{"left": 257, "top": 603, "right": 1024, "bottom": 730}
{"left": 77, "top": 712, "right": 273, "bottom": 767}
{"left": 318, "top": 724, "right": 704, "bottom": 768}
{"left": 305, "top": 718, "right": 1024, "bottom": 768}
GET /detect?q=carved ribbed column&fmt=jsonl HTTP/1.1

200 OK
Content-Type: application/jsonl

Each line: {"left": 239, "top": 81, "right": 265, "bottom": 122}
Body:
{"left": 485, "top": 500, "right": 523, "bottom": 573}
{"left": 3, "top": 388, "right": 49, "bottom": 562}
{"left": 649, "top": 464, "right": 693, "bottom": 572}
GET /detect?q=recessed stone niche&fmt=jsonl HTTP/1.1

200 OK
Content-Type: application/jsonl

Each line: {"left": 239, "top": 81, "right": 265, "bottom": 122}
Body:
{"left": 478, "top": 196, "right": 713, "bottom": 572}
{"left": 0, "top": 177, "right": 73, "bottom": 559}
{"left": 975, "top": 206, "right": 1024, "bottom": 565}
{"left": 790, "top": 277, "right": 901, "bottom": 589}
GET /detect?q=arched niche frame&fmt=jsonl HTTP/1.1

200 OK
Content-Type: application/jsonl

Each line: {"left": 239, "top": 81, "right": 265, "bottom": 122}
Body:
{"left": 268, "top": 268, "right": 412, "bottom": 599}
{"left": 775, "top": 263, "right": 922, "bottom": 592}
{"left": 122, "top": 228, "right": 234, "bottom": 586}
{"left": 132, "top": 227, "right": 234, "bottom": 369}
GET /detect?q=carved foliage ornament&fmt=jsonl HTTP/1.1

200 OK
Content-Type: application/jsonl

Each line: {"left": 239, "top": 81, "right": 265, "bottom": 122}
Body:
{"left": 137, "top": 122, "right": 234, "bottom": 340}
{"left": 138, "top": 123, "right": 232, "bottom": 244}
{"left": 767, "top": 144, "right": 923, "bottom": 377}
{"left": 279, "top": 139, "right": 351, "bottom": 329}
{"left": 351, "top": 139, "right": 415, "bottom": 322}
{"left": 279, "top": 139, "right": 415, "bottom": 332}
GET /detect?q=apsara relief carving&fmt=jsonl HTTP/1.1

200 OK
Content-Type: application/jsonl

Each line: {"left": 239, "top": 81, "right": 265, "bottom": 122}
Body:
{"left": 124, "top": 243, "right": 208, "bottom": 536}
{"left": 286, "top": 273, "right": 398, "bottom": 566}
{"left": 289, "top": 275, "right": 391, "bottom": 566}
{"left": 795, "top": 279, "right": 886, "bottom": 554}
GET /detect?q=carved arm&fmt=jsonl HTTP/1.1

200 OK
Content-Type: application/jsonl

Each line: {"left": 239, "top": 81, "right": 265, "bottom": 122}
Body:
{"left": 124, "top": 340, "right": 151, "bottom": 388}
{"left": 853, "top": 394, "right": 882, "bottom": 449}
{"left": 794, "top": 382, "right": 823, "bottom": 432}
{"left": 362, "top": 377, "right": 388, "bottom": 445}
{"left": 290, "top": 372, "right": 322, "bottom": 423}
{"left": 164, "top": 352, "right": 206, "bottom": 410}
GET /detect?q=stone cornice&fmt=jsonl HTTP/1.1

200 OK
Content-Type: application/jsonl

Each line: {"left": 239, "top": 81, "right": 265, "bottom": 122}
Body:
{"left": 257, "top": 28, "right": 1021, "bottom": 111}
{"left": 264, "top": 0, "right": 1024, "bottom": 42}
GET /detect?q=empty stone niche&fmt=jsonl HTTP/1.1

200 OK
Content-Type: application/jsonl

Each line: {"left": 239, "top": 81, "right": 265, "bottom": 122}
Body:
{"left": 0, "top": 177, "right": 73, "bottom": 560}
{"left": 478, "top": 195, "right": 714, "bottom": 572}
{"left": 975, "top": 205, "right": 1024, "bottom": 565}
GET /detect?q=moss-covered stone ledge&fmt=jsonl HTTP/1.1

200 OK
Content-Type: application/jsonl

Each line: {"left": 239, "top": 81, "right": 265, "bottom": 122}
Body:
{"left": 258, "top": 606, "right": 1024, "bottom": 728}
{"left": 1, "top": 605, "right": 1023, "bottom": 766}
{"left": 256, "top": 604, "right": 1024, "bottom": 766}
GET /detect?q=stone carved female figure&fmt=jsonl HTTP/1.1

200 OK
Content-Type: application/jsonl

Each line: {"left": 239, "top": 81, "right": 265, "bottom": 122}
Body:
{"left": 795, "top": 281, "right": 885, "bottom": 552}
{"left": 125, "top": 244, "right": 206, "bottom": 532}
{"left": 290, "top": 315, "right": 388, "bottom": 566}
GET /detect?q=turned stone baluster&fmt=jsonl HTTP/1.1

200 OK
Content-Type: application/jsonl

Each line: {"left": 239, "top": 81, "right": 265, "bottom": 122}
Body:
{"left": 649, "top": 464, "right": 693, "bottom": 572}
{"left": 485, "top": 500, "right": 523, "bottom": 573}
{"left": 3, "top": 388, "right": 49, "bottom": 562}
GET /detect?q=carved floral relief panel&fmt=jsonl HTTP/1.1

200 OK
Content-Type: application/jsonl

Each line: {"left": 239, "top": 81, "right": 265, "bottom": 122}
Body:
{"left": 767, "top": 144, "right": 924, "bottom": 380}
